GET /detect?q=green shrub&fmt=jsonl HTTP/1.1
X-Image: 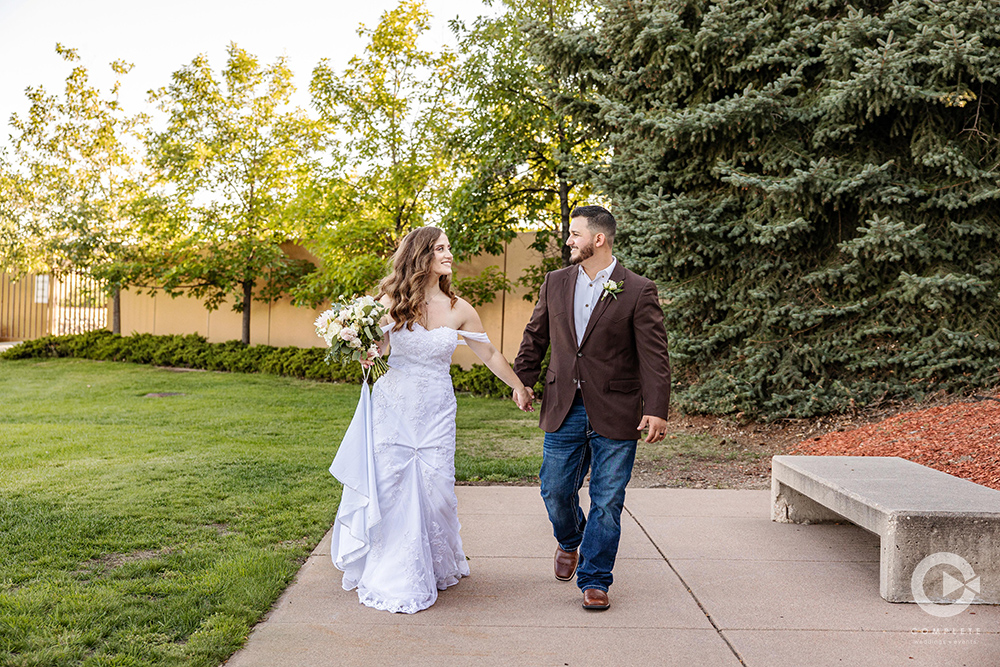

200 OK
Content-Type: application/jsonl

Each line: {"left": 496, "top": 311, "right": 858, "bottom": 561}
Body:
{"left": 1, "top": 331, "right": 529, "bottom": 395}
{"left": 450, "top": 363, "right": 511, "bottom": 398}
{"left": 450, "top": 346, "right": 550, "bottom": 399}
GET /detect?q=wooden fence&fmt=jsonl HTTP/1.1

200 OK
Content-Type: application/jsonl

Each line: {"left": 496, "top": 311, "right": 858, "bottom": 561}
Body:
{"left": 0, "top": 272, "right": 108, "bottom": 341}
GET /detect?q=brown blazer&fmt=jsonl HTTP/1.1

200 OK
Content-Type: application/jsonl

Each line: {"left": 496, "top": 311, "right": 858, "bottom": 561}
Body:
{"left": 513, "top": 262, "right": 671, "bottom": 441}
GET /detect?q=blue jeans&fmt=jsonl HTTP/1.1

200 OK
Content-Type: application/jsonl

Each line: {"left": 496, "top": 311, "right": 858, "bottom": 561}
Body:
{"left": 540, "top": 401, "right": 637, "bottom": 592}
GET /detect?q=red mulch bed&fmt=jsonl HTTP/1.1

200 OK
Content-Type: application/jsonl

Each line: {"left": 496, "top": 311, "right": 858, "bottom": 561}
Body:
{"left": 794, "top": 393, "right": 1000, "bottom": 490}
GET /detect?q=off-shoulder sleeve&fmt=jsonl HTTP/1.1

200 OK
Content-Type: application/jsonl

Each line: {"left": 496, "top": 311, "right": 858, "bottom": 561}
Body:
{"left": 456, "top": 330, "right": 490, "bottom": 346}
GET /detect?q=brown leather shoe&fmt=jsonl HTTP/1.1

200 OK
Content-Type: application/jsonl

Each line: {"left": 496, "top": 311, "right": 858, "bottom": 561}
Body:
{"left": 554, "top": 546, "right": 579, "bottom": 581}
{"left": 582, "top": 588, "right": 610, "bottom": 610}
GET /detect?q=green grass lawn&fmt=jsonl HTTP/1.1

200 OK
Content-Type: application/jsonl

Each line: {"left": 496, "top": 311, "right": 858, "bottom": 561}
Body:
{"left": 0, "top": 358, "right": 541, "bottom": 666}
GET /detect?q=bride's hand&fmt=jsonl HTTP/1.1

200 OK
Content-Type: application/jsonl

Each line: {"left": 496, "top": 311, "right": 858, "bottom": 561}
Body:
{"left": 359, "top": 349, "right": 378, "bottom": 369}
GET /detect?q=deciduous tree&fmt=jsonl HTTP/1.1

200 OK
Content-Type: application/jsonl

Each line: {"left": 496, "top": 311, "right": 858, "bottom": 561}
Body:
{"left": 0, "top": 151, "right": 31, "bottom": 271}
{"left": 294, "top": 0, "right": 461, "bottom": 304}
{"left": 445, "top": 0, "right": 606, "bottom": 298}
{"left": 8, "top": 44, "right": 149, "bottom": 333}
{"left": 148, "top": 44, "right": 324, "bottom": 344}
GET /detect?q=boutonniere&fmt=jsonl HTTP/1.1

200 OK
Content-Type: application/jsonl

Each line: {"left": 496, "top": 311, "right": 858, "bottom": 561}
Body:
{"left": 600, "top": 279, "right": 624, "bottom": 301}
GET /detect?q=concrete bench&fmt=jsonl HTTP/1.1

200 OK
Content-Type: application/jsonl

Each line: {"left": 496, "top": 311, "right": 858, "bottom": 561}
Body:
{"left": 771, "top": 455, "right": 1000, "bottom": 604}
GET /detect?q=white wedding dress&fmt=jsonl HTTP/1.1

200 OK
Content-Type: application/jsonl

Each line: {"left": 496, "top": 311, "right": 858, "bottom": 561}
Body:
{"left": 329, "top": 323, "right": 488, "bottom": 613}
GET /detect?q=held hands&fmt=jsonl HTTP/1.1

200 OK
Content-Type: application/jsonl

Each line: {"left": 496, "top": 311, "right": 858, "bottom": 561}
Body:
{"left": 513, "top": 386, "right": 535, "bottom": 412}
{"left": 637, "top": 415, "right": 668, "bottom": 443}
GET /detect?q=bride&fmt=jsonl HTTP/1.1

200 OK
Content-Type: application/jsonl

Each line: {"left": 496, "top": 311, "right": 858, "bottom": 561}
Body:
{"left": 330, "top": 226, "right": 534, "bottom": 613}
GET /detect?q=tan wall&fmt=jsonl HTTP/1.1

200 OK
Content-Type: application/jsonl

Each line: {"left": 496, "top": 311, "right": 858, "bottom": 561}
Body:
{"left": 117, "top": 234, "right": 548, "bottom": 366}
{"left": 450, "top": 233, "right": 543, "bottom": 368}
{"left": 119, "top": 287, "right": 334, "bottom": 349}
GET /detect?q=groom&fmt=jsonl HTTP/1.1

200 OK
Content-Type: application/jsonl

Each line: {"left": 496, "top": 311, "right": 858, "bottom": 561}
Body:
{"left": 513, "top": 205, "right": 671, "bottom": 611}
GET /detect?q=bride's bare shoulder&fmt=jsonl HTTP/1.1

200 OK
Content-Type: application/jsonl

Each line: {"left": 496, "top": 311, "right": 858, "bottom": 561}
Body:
{"left": 452, "top": 296, "right": 476, "bottom": 316}
{"left": 452, "top": 297, "right": 485, "bottom": 332}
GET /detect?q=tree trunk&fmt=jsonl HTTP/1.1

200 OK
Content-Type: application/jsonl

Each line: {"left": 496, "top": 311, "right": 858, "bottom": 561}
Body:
{"left": 242, "top": 279, "right": 252, "bottom": 346}
{"left": 559, "top": 176, "right": 571, "bottom": 267}
{"left": 111, "top": 285, "right": 121, "bottom": 335}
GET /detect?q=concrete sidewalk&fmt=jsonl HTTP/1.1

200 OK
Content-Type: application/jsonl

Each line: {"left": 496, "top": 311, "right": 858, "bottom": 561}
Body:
{"left": 223, "top": 488, "right": 1000, "bottom": 666}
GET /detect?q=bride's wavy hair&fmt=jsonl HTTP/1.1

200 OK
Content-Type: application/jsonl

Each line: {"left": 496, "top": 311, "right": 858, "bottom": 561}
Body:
{"left": 377, "top": 226, "right": 457, "bottom": 331}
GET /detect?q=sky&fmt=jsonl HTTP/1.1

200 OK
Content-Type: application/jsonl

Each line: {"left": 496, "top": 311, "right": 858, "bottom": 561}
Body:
{"left": 0, "top": 0, "right": 494, "bottom": 145}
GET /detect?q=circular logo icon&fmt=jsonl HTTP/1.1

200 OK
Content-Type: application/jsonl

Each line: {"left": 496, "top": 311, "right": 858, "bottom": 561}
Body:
{"left": 910, "top": 552, "right": 980, "bottom": 617}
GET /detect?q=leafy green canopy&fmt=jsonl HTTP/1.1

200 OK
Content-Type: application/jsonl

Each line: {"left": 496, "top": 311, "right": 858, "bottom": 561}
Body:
{"left": 146, "top": 44, "right": 323, "bottom": 344}
{"left": 563, "top": 0, "right": 1000, "bottom": 418}
{"left": 6, "top": 45, "right": 150, "bottom": 331}
{"left": 445, "top": 0, "right": 605, "bottom": 297}
{"left": 0, "top": 150, "right": 31, "bottom": 270}
{"left": 292, "top": 0, "right": 462, "bottom": 304}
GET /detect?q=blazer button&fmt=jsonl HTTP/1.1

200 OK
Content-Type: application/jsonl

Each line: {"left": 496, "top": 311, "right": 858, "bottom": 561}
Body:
{"left": 577, "top": 352, "right": 583, "bottom": 357}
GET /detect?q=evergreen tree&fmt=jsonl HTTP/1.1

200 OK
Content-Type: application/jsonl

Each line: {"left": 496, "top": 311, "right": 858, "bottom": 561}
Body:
{"left": 545, "top": 0, "right": 1000, "bottom": 418}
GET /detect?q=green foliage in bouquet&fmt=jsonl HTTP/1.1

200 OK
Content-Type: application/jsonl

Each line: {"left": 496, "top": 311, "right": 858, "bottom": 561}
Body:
{"left": 538, "top": 0, "right": 1000, "bottom": 418}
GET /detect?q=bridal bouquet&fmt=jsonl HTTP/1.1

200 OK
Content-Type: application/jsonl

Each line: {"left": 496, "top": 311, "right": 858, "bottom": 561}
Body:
{"left": 315, "top": 296, "right": 389, "bottom": 380}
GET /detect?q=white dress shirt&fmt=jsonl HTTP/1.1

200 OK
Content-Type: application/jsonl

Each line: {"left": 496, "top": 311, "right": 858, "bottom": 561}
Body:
{"left": 574, "top": 257, "right": 617, "bottom": 347}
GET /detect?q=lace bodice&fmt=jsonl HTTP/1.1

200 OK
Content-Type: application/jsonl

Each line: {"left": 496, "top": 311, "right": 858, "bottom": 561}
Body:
{"left": 383, "top": 323, "right": 490, "bottom": 376}
{"left": 386, "top": 324, "right": 458, "bottom": 375}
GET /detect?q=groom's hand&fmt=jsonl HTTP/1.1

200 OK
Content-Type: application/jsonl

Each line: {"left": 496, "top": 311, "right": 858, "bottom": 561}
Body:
{"left": 637, "top": 415, "right": 668, "bottom": 443}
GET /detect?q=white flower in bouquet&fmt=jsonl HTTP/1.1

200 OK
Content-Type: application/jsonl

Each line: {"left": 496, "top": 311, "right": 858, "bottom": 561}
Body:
{"left": 314, "top": 311, "right": 336, "bottom": 332}
{"left": 315, "top": 296, "right": 390, "bottom": 379}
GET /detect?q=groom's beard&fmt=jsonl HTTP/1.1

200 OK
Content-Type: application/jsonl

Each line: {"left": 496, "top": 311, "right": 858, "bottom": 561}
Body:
{"left": 569, "top": 241, "right": 595, "bottom": 265}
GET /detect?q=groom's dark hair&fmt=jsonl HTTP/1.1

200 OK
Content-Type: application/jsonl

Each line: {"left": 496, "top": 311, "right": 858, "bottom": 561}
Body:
{"left": 571, "top": 205, "right": 616, "bottom": 246}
